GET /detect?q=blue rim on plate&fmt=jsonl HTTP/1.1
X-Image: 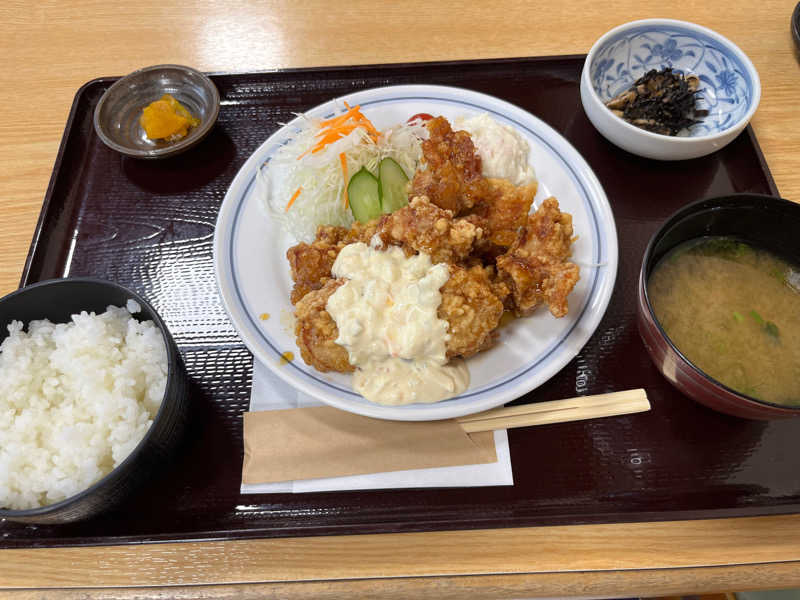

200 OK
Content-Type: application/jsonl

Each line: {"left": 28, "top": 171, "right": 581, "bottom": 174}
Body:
{"left": 213, "top": 85, "right": 619, "bottom": 421}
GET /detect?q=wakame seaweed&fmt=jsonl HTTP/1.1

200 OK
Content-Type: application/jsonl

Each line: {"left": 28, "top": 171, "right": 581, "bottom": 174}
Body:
{"left": 688, "top": 237, "right": 754, "bottom": 261}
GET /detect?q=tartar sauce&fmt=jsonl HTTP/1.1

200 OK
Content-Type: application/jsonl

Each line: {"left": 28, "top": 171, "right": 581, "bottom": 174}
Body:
{"left": 455, "top": 113, "right": 537, "bottom": 186}
{"left": 326, "top": 242, "right": 469, "bottom": 405}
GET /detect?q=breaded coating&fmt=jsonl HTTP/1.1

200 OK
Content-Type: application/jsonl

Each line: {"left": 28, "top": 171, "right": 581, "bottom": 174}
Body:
{"left": 378, "top": 196, "right": 481, "bottom": 264}
{"left": 439, "top": 264, "right": 506, "bottom": 359}
{"left": 287, "top": 223, "right": 380, "bottom": 304}
{"left": 464, "top": 178, "right": 538, "bottom": 260}
{"left": 476, "top": 178, "right": 537, "bottom": 248}
{"left": 342, "top": 219, "right": 382, "bottom": 245}
{"left": 286, "top": 241, "right": 340, "bottom": 305}
{"left": 286, "top": 242, "right": 340, "bottom": 304}
{"left": 410, "top": 117, "right": 488, "bottom": 215}
{"left": 293, "top": 279, "right": 354, "bottom": 373}
{"left": 314, "top": 224, "right": 349, "bottom": 246}
{"left": 496, "top": 197, "right": 580, "bottom": 318}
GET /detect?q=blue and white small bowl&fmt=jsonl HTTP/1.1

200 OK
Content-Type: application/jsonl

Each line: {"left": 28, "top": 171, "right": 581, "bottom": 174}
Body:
{"left": 580, "top": 19, "right": 761, "bottom": 160}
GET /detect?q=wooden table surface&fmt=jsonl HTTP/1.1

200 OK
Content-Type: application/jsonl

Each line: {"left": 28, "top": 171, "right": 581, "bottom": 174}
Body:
{"left": 2, "top": 0, "right": 800, "bottom": 597}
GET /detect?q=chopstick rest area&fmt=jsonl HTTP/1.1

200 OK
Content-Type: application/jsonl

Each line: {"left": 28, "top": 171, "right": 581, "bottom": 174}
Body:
{"left": 242, "top": 390, "right": 650, "bottom": 484}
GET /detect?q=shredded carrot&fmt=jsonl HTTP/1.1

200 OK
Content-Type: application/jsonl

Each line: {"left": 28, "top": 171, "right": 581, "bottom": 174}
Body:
{"left": 319, "top": 101, "right": 356, "bottom": 129}
{"left": 297, "top": 103, "right": 380, "bottom": 160}
{"left": 339, "top": 153, "right": 349, "bottom": 209}
{"left": 286, "top": 187, "right": 302, "bottom": 211}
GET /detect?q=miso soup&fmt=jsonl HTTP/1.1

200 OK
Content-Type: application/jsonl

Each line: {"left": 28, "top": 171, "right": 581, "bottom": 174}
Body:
{"left": 648, "top": 237, "right": 800, "bottom": 406}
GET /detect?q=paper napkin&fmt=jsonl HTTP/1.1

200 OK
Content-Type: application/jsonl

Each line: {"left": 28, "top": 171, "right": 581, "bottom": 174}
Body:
{"left": 240, "top": 359, "right": 513, "bottom": 494}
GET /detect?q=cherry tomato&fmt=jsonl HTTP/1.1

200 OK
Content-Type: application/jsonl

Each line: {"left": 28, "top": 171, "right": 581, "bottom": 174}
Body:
{"left": 407, "top": 113, "right": 434, "bottom": 124}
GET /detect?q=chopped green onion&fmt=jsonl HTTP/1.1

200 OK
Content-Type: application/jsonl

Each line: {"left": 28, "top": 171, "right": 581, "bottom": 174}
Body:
{"left": 749, "top": 309, "right": 779, "bottom": 339}
{"left": 765, "top": 321, "right": 780, "bottom": 338}
{"left": 733, "top": 311, "right": 744, "bottom": 323}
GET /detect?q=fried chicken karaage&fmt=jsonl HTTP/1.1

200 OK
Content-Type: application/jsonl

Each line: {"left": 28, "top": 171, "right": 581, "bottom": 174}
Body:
{"left": 293, "top": 279, "right": 354, "bottom": 373}
{"left": 439, "top": 264, "right": 507, "bottom": 358}
{"left": 288, "top": 196, "right": 484, "bottom": 303}
{"left": 286, "top": 115, "right": 580, "bottom": 378}
{"left": 294, "top": 259, "right": 507, "bottom": 373}
{"left": 496, "top": 197, "right": 580, "bottom": 318}
{"left": 468, "top": 177, "right": 537, "bottom": 256}
{"left": 410, "top": 116, "right": 488, "bottom": 215}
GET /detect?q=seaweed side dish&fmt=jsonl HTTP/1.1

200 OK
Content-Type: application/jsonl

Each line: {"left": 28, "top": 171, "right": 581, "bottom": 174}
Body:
{"left": 605, "top": 68, "right": 709, "bottom": 136}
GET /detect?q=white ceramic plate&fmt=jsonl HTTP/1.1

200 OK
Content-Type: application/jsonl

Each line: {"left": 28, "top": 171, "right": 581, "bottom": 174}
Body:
{"left": 214, "top": 84, "right": 618, "bottom": 421}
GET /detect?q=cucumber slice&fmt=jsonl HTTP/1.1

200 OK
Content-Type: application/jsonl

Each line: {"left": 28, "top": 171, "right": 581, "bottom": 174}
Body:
{"left": 378, "top": 157, "right": 410, "bottom": 214}
{"left": 347, "top": 167, "right": 382, "bottom": 223}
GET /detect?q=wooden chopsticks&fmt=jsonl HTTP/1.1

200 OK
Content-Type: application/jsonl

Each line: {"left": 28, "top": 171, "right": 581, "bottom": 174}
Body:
{"left": 456, "top": 389, "right": 650, "bottom": 433}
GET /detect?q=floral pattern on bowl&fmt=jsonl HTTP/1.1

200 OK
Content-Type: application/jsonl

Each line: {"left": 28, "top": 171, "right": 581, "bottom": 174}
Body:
{"left": 589, "top": 24, "right": 755, "bottom": 136}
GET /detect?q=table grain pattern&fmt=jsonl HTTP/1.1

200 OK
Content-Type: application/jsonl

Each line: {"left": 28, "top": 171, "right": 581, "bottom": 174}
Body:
{"left": 1, "top": 0, "right": 800, "bottom": 596}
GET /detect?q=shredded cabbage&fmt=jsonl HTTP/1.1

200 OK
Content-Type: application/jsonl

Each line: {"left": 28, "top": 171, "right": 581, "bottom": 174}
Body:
{"left": 258, "top": 112, "right": 426, "bottom": 242}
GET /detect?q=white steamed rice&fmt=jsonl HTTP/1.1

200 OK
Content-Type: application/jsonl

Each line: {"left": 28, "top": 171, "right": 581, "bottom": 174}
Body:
{"left": 0, "top": 300, "right": 167, "bottom": 510}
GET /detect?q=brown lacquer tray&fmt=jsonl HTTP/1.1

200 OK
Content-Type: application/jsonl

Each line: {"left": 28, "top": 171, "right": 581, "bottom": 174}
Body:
{"left": 3, "top": 56, "right": 797, "bottom": 550}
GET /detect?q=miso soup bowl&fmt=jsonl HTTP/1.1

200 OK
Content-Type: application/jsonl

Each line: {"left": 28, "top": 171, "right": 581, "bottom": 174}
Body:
{"left": 637, "top": 194, "right": 800, "bottom": 420}
{"left": 581, "top": 19, "right": 761, "bottom": 160}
